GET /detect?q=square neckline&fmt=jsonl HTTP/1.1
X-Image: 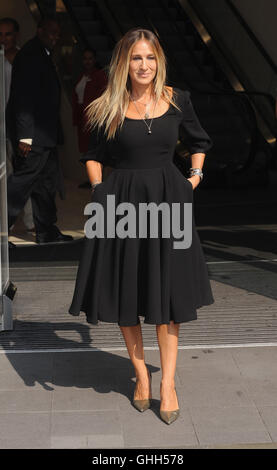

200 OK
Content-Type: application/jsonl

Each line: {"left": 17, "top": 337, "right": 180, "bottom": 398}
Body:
{"left": 124, "top": 87, "right": 174, "bottom": 121}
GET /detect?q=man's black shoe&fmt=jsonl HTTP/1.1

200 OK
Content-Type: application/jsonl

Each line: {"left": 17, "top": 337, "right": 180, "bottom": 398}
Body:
{"left": 36, "top": 226, "right": 74, "bottom": 244}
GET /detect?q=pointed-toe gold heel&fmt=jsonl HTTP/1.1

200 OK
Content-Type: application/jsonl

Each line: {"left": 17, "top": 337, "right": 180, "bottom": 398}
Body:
{"left": 132, "top": 368, "right": 152, "bottom": 412}
{"left": 160, "top": 387, "right": 180, "bottom": 425}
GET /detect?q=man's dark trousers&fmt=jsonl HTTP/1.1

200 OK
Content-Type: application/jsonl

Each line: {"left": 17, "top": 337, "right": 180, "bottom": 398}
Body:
{"left": 8, "top": 145, "right": 59, "bottom": 234}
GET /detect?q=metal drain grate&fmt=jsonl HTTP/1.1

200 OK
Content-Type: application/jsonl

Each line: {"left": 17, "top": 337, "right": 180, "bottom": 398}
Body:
{"left": 1, "top": 262, "right": 276, "bottom": 351}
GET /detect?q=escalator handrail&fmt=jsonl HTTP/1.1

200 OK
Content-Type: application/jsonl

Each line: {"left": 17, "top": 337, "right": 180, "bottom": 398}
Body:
{"left": 160, "top": 0, "right": 275, "bottom": 108}
{"left": 62, "top": 0, "right": 91, "bottom": 49}
{"left": 160, "top": 0, "right": 244, "bottom": 95}
{"left": 225, "top": 0, "right": 277, "bottom": 74}
{"left": 182, "top": 0, "right": 276, "bottom": 97}
{"left": 151, "top": 0, "right": 276, "bottom": 141}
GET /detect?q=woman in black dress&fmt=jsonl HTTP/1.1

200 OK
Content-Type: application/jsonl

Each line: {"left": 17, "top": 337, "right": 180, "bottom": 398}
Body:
{"left": 69, "top": 28, "right": 214, "bottom": 425}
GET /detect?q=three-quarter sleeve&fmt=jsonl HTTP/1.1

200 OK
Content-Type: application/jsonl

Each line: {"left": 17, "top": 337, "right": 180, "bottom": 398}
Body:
{"left": 79, "top": 124, "right": 110, "bottom": 166}
{"left": 178, "top": 90, "right": 213, "bottom": 154}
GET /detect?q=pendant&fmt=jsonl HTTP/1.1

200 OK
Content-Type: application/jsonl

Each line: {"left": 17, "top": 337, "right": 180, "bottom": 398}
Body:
{"left": 148, "top": 129, "right": 152, "bottom": 134}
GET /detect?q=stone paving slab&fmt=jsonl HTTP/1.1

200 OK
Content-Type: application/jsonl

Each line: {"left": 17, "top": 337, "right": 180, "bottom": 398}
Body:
{"left": 0, "top": 412, "right": 51, "bottom": 449}
{"left": 188, "top": 405, "right": 272, "bottom": 446}
{"left": 119, "top": 407, "right": 198, "bottom": 448}
{"left": 52, "top": 387, "right": 120, "bottom": 412}
{"left": 50, "top": 411, "right": 123, "bottom": 449}
{"left": 0, "top": 389, "right": 52, "bottom": 413}
{"left": 231, "top": 347, "right": 277, "bottom": 378}
{"left": 0, "top": 347, "right": 277, "bottom": 448}
{"left": 257, "top": 407, "right": 277, "bottom": 442}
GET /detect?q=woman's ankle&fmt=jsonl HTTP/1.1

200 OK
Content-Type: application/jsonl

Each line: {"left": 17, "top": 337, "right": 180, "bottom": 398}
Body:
{"left": 160, "top": 378, "right": 176, "bottom": 389}
{"left": 135, "top": 364, "right": 149, "bottom": 380}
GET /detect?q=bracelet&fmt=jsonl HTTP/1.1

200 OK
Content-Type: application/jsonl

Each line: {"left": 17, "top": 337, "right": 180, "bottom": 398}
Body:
{"left": 189, "top": 168, "right": 203, "bottom": 181}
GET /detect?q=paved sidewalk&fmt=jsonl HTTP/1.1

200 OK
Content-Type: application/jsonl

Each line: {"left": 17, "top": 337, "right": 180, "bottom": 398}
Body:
{"left": 0, "top": 346, "right": 277, "bottom": 448}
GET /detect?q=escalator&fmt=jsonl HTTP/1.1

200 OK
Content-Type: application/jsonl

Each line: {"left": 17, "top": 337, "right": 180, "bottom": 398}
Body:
{"left": 55, "top": 0, "right": 276, "bottom": 189}
{"left": 65, "top": 0, "right": 116, "bottom": 69}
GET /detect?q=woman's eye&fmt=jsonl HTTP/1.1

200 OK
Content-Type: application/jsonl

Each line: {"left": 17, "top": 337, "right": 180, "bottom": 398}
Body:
{"left": 132, "top": 56, "right": 156, "bottom": 60}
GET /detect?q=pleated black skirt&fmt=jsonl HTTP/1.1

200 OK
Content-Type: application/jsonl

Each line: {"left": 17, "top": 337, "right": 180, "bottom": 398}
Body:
{"left": 69, "top": 161, "right": 214, "bottom": 326}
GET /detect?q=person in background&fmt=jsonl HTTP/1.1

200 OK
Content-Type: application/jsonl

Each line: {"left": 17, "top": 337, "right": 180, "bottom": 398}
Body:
{"left": 6, "top": 16, "right": 73, "bottom": 244}
{"left": 0, "top": 17, "right": 34, "bottom": 232}
{"left": 72, "top": 48, "right": 108, "bottom": 188}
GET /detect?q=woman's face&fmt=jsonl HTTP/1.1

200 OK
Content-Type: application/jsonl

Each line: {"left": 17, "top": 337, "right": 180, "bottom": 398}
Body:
{"left": 128, "top": 39, "right": 157, "bottom": 88}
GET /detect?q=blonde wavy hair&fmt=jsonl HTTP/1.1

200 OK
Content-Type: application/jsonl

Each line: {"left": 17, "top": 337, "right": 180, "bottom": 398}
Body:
{"left": 85, "top": 27, "right": 181, "bottom": 140}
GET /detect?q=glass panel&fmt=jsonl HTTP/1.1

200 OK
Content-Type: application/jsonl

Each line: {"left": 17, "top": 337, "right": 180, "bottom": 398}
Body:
{"left": 0, "top": 45, "right": 9, "bottom": 322}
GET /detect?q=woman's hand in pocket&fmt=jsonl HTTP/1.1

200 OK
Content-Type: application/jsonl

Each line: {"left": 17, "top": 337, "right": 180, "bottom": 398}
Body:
{"left": 91, "top": 180, "right": 102, "bottom": 193}
{"left": 186, "top": 175, "right": 201, "bottom": 190}
{"left": 91, "top": 182, "right": 102, "bottom": 199}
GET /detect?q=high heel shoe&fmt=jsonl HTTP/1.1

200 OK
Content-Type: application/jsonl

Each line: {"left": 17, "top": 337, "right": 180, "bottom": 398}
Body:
{"left": 132, "top": 367, "right": 152, "bottom": 412}
{"left": 160, "top": 386, "right": 180, "bottom": 425}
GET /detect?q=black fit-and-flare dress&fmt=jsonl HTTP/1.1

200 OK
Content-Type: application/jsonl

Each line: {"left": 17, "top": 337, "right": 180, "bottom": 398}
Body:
{"left": 69, "top": 87, "right": 215, "bottom": 326}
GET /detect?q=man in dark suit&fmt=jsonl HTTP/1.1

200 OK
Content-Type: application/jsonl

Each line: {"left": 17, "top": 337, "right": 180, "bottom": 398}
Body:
{"left": 6, "top": 16, "right": 73, "bottom": 244}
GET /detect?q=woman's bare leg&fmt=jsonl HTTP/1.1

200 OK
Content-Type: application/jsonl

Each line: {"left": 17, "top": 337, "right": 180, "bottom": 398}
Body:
{"left": 119, "top": 324, "right": 152, "bottom": 400}
{"left": 156, "top": 321, "right": 180, "bottom": 411}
